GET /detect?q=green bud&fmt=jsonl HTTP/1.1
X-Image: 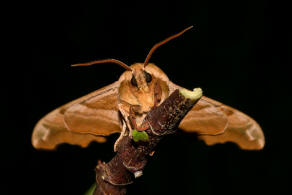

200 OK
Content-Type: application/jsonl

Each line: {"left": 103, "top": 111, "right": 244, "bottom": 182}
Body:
{"left": 132, "top": 129, "right": 149, "bottom": 142}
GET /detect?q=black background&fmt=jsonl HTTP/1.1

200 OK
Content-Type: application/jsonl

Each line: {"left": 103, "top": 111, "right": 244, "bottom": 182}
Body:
{"left": 19, "top": 0, "right": 291, "bottom": 194}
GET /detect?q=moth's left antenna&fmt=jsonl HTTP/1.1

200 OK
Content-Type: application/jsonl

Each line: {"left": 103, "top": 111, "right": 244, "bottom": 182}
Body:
{"left": 72, "top": 59, "right": 132, "bottom": 71}
{"left": 143, "top": 26, "right": 194, "bottom": 67}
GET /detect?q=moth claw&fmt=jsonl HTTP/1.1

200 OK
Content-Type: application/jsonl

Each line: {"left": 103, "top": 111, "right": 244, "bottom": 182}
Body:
{"left": 134, "top": 170, "right": 143, "bottom": 178}
{"left": 149, "top": 151, "right": 155, "bottom": 156}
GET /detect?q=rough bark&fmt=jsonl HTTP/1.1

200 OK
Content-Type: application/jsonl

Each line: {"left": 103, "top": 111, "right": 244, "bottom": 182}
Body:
{"left": 94, "top": 89, "right": 201, "bottom": 195}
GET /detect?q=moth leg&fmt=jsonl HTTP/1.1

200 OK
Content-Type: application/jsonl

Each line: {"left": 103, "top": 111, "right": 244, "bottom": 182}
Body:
{"left": 114, "top": 119, "right": 128, "bottom": 152}
{"left": 153, "top": 81, "right": 162, "bottom": 107}
{"left": 128, "top": 105, "right": 140, "bottom": 130}
{"left": 129, "top": 105, "right": 149, "bottom": 131}
{"left": 118, "top": 101, "right": 132, "bottom": 130}
{"left": 118, "top": 100, "right": 149, "bottom": 132}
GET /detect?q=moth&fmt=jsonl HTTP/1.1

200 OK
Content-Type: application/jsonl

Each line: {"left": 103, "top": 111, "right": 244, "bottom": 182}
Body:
{"left": 32, "top": 26, "right": 264, "bottom": 151}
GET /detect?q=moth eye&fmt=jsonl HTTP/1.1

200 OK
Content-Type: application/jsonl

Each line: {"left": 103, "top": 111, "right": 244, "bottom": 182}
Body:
{"left": 144, "top": 71, "right": 152, "bottom": 83}
{"left": 131, "top": 76, "right": 138, "bottom": 87}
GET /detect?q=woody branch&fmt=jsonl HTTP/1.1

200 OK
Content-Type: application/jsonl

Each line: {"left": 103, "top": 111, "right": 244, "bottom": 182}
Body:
{"left": 94, "top": 88, "right": 202, "bottom": 195}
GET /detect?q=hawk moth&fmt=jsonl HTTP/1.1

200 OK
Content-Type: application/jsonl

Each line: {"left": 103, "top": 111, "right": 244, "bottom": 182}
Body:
{"left": 32, "top": 26, "right": 264, "bottom": 151}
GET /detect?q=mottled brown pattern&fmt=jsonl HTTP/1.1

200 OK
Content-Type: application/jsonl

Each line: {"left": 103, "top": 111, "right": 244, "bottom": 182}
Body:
{"left": 32, "top": 81, "right": 120, "bottom": 149}
{"left": 198, "top": 101, "right": 265, "bottom": 150}
{"left": 169, "top": 82, "right": 265, "bottom": 150}
{"left": 32, "top": 109, "right": 106, "bottom": 150}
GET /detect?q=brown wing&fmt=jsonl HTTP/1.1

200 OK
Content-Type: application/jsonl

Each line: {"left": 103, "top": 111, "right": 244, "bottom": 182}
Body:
{"left": 198, "top": 97, "right": 265, "bottom": 150}
{"left": 32, "top": 81, "right": 121, "bottom": 150}
{"left": 64, "top": 82, "right": 121, "bottom": 135}
{"left": 168, "top": 81, "right": 228, "bottom": 135}
{"left": 179, "top": 97, "right": 229, "bottom": 135}
{"left": 169, "top": 82, "right": 264, "bottom": 150}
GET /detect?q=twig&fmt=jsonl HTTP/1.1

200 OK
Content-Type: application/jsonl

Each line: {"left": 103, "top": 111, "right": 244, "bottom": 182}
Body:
{"left": 94, "top": 88, "right": 202, "bottom": 195}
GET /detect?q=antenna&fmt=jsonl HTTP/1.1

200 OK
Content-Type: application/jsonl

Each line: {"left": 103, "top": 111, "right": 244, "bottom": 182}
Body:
{"left": 144, "top": 26, "right": 193, "bottom": 67}
{"left": 72, "top": 59, "right": 132, "bottom": 71}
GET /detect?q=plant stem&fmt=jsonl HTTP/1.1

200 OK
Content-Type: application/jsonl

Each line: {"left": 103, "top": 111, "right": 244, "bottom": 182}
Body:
{"left": 94, "top": 88, "right": 202, "bottom": 195}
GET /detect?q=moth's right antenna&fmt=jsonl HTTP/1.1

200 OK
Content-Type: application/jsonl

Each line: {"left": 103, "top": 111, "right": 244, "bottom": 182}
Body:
{"left": 71, "top": 59, "right": 132, "bottom": 71}
{"left": 143, "top": 25, "right": 194, "bottom": 67}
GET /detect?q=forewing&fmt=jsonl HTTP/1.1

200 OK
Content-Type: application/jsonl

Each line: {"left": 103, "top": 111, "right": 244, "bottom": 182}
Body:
{"left": 32, "top": 81, "right": 121, "bottom": 149}
{"left": 168, "top": 82, "right": 264, "bottom": 150}
{"left": 32, "top": 109, "right": 107, "bottom": 150}
{"left": 168, "top": 82, "right": 228, "bottom": 135}
{"left": 198, "top": 98, "right": 265, "bottom": 150}
{"left": 179, "top": 97, "right": 229, "bottom": 135}
{"left": 64, "top": 81, "right": 121, "bottom": 135}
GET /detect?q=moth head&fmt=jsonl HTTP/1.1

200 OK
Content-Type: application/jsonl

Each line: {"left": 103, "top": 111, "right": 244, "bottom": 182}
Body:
{"left": 120, "top": 62, "right": 169, "bottom": 88}
{"left": 118, "top": 62, "right": 169, "bottom": 112}
{"left": 129, "top": 64, "right": 154, "bottom": 92}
